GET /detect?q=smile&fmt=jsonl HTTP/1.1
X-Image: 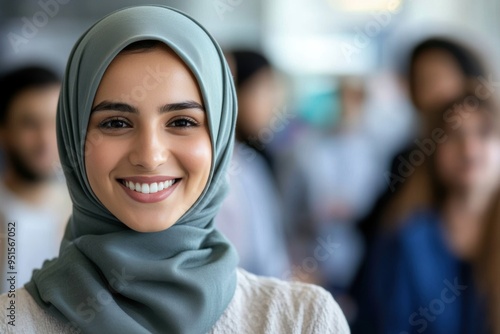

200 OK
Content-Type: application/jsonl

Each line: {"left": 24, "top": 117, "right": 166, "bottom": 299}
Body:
{"left": 117, "top": 176, "right": 181, "bottom": 203}
{"left": 120, "top": 179, "right": 178, "bottom": 194}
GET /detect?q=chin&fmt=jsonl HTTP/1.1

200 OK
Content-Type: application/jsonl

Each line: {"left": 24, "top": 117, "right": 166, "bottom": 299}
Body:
{"left": 120, "top": 214, "right": 176, "bottom": 233}
{"left": 133, "top": 225, "right": 172, "bottom": 233}
{"left": 125, "top": 222, "right": 174, "bottom": 233}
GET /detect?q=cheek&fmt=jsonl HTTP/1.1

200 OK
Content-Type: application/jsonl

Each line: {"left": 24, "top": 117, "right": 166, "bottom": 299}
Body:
{"left": 175, "top": 134, "right": 212, "bottom": 187}
{"left": 483, "top": 141, "right": 500, "bottom": 168}
{"left": 254, "top": 92, "right": 275, "bottom": 124}
{"left": 84, "top": 136, "right": 123, "bottom": 187}
{"left": 10, "top": 127, "right": 35, "bottom": 149}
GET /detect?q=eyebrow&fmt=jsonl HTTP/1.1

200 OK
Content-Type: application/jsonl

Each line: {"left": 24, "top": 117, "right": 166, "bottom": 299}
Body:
{"left": 91, "top": 100, "right": 205, "bottom": 114}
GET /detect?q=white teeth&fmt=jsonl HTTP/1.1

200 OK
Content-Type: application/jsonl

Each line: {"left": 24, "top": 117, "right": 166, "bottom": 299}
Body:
{"left": 123, "top": 179, "right": 177, "bottom": 194}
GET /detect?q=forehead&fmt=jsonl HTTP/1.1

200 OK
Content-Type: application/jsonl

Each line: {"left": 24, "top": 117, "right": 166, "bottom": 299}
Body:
{"left": 104, "top": 46, "right": 187, "bottom": 81}
{"left": 93, "top": 45, "right": 202, "bottom": 104}
{"left": 414, "top": 49, "right": 462, "bottom": 70}
{"left": 7, "top": 86, "right": 59, "bottom": 117}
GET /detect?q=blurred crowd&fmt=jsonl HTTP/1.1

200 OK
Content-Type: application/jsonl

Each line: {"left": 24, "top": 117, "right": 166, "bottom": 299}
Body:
{"left": 1, "top": 7, "right": 500, "bottom": 334}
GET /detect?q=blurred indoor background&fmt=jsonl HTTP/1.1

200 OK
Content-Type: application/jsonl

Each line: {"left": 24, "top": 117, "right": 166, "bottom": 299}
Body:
{"left": 1, "top": 1, "right": 500, "bottom": 333}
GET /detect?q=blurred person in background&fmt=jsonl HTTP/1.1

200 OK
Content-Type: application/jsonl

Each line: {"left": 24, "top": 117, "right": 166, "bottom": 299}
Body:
{"left": 350, "top": 38, "right": 490, "bottom": 324}
{"left": 278, "top": 76, "right": 380, "bottom": 314}
{"left": 0, "top": 66, "right": 71, "bottom": 293}
{"left": 356, "top": 37, "right": 488, "bottom": 241}
{"left": 388, "top": 38, "right": 488, "bottom": 220}
{"left": 408, "top": 38, "right": 486, "bottom": 119}
{"left": 356, "top": 94, "right": 500, "bottom": 334}
{"left": 215, "top": 50, "right": 290, "bottom": 278}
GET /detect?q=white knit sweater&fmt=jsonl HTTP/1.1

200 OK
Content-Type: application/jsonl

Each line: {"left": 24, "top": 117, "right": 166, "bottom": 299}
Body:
{"left": 0, "top": 268, "right": 350, "bottom": 333}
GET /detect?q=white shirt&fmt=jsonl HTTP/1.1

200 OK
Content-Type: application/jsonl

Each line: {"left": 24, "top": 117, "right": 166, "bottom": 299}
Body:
{"left": 0, "top": 180, "right": 71, "bottom": 293}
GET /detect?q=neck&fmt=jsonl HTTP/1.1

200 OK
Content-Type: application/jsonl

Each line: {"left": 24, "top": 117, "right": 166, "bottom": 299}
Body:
{"left": 442, "top": 187, "right": 493, "bottom": 260}
{"left": 3, "top": 167, "right": 50, "bottom": 205}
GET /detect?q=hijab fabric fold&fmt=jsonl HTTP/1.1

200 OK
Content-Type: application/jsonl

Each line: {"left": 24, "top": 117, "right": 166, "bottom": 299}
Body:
{"left": 24, "top": 5, "right": 239, "bottom": 334}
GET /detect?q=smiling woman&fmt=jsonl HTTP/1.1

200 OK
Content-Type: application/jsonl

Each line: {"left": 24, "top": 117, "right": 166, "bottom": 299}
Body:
{"left": 86, "top": 42, "right": 212, "bottom": 232}
{"left": 0, "top": 5, "right": 349, "bottom": 334}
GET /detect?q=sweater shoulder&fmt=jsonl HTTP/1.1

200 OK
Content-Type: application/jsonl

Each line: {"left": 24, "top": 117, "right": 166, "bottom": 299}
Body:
{"left": 0, "top": 272, "right": 351, "bottom": 334}
{"left": 0, "top": 287, "right": 70, "bottom": 333}
{"left": 210, "top": 268, "right": 350, "bottom": 333}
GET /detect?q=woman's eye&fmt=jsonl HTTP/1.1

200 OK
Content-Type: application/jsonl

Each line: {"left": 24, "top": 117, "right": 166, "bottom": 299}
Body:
{"left": 98, "top": 118, "right": 131, "bottom": 129}
{"left": 169, "top": 118, "right": 198, "bottom": 128}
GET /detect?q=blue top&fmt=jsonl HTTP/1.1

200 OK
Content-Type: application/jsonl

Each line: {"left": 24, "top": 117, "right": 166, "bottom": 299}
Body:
{"left": 357, "top": 210, "right": 488, "bottom": 334}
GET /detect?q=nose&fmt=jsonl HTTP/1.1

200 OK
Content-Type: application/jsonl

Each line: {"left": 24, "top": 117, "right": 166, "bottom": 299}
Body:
{"left": 128, "top": 127, "right": 168, "bottom": 170}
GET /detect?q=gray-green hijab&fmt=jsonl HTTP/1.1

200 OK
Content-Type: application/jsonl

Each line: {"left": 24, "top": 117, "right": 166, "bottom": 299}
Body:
{"left": 25, "top": 5, "right": 238, "bottom": 334}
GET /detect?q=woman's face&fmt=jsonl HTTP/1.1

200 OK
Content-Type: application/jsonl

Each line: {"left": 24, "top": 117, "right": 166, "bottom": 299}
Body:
{"left": 237, "top": 68, "right": 280, "bottom": 139}
{"left": 436, "top": 107, "right": 500, "bottom": 193}
{"left": 85, "top": 45, "right": 212, "bottom": 232}
{"left": 412, "top": 49, "right": 467, "bottom": 113}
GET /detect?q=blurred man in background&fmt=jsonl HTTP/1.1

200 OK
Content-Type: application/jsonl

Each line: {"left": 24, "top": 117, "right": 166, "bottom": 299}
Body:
{"left": 0, "top": 66, "right": 71, "bottom": 292}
